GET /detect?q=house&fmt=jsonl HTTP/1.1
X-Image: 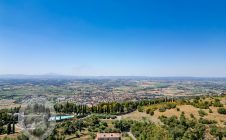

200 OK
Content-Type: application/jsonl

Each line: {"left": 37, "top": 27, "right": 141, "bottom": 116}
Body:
{"left": 95, "top": 133, "right": 121, "bottom": 140}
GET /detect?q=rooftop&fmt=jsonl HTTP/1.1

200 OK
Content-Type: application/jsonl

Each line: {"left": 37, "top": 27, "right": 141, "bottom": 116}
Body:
{"left": 96, "top": 133, "right": 121, "bottom": 140}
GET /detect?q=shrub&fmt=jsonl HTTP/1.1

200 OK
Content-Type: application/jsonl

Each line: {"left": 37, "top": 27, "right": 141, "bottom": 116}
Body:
{"left": 137, "top": 106, "right": 144, "bottom": 112}
{"left": 198, "top": 110, "right": 207, "bottom": 117}
{"left": 159, "top": 114, "right": 206, "bottom": 140}
{"left": 149, "top": 111, "right": 154, "bottom": 116}
{"left": 190, "top": 113, "right": 195, "bottom": 118}
{"left": 159, "top": 107, "right": 166, "bottom": 112}
{"left": 131, "top": 121, "right": 171, "bottom": 140}
{"left": 199, "top": 118, "right": 217, "bottom": 124}
{"left": 213, "top": 102, "right": 223, "bottom": 107}
{"left": 146, "top": 108, "right": 151, "bottom": 114}
{"left": 165, "top": 103, "right": 177, "bottom": 109}
{"left": 176, "top": 108, "right": 180, "bottom": 111}
{"left": 192, "top": 100, "right": 210, "bottom": 109}
{"left": 217, "top": 108, "right": 226, "bottom": 114}
{"left": 209, "top": 109, "right": 213, "bottom": 113}
{"left": 114, "top": 120, "right": 132, "bottom": 132}
{"left": 209, "top": 125, "right": 225, "bottom": 139}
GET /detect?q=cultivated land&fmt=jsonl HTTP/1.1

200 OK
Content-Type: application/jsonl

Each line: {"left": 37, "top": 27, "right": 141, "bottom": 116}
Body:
{"left": 0, "top": 78, "right": 225, "bottom": 105}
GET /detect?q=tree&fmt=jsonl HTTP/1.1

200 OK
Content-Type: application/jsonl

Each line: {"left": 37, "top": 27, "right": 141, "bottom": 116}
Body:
{"left": 12, "top": 120, "right": 15, "bottom": 133}
{"left": 114, "top": 120, "right": 131, "bottom": 132}
{"left": 137, "top": 106, "right": 144, "bottom": 112}
{"left": 7, "top": 123, "right": 11, "bottom": 134}
{"left": 131, "top": 121, "right": 171, "bottom": 140}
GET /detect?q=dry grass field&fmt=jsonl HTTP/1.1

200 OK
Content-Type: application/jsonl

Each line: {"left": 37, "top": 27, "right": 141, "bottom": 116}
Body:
{"left": 0, "top": 133, "right": 19, "bottom": 140}
{"left": 0, "top": 99, "right": 20, "bottom": 109}
{"left": 122, "top": 97, "right": 226, "bottom": 127}
{"left": 121, "top": 110, "right": 162, "bottom": 124}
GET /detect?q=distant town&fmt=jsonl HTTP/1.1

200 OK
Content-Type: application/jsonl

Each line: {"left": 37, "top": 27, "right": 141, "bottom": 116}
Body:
{"left": 0, "top": 77, "right": 225, "bottom": 107}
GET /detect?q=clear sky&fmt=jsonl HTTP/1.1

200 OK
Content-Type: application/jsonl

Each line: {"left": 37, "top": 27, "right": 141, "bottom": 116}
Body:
{"left": 0, "top": 0, "right": 226, "bottom": 77}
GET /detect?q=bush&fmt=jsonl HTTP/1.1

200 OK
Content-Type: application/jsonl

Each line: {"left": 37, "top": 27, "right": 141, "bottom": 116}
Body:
{"left": 89, "top": 132, "right": 96, "bottom": 139}
{"left": 159, "top": 107, "right": 166, "bottom": 112}
{"left": 159, "top": 114, "right": 206, "bottom": 140}
{"left": 213, "top": 101, "right": 223, "bottom": 107}
{"left": 209, "top": 109, "right": 213, "bottom": 113}
{"left": 149, "top": 111, "right": 154, "bottom": 116}
{"left": 114, "top": 120, "right": 132, "bottom": 132}
{"left": 146, "top": 108, "right": 150, "bottom": 114}
{"left": 209, "top": 125, "right": 225, "bottom": 139}
{"left": 176, "top": 108, "right": 180, "bottom": 111}
{"left": 165, "top": 103, "right": 177, "bottom": 109}
{"left": 190, "top": 113, "right": 195, "bottom": 118}
{"left": 217, "top": 108, "right": 226, "bottom": 114}
{"left": 198, "top": 110, "right": 207, "bottom": 117}
{"left": 131, "top": 121, "right": 171, "bottom": 140}
{"left": 192, "top": 100, "right": 210, "bottom": 109}
{"left": 199, "top": 118, "right": 217, "bottom": 124}
{"left": 137, "top": 106, "right": 144, "bottom": 112}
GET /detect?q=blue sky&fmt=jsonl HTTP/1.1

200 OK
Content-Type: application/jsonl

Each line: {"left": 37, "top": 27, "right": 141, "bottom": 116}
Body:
{"left": 0, "top": 0, "right": 226, "bottom": 77}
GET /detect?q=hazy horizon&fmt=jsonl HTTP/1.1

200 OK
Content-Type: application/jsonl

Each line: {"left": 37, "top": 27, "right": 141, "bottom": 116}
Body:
{"left": 0, "top": 74, "right": 226, "bottom": 79}
{"left": 1, "top": 0, "right": 226, "bottom": 77}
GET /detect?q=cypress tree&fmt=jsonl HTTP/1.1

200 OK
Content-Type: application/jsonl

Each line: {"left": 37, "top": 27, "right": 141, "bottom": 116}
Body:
{"left": 12, "top": 120, "right": 15, "bottom": 133}
{"left": 7, "top": 123, "right": 11, "bottom": 134}
{"left": 91, "top": 104, "right": 94, "bottom": 113}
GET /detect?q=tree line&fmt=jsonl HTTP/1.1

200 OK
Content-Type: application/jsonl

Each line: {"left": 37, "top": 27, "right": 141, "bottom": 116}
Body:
{"left": 0, "top": 107, "right": 19, "bottom": 135}
{"left": 54, "top": 97, "right": 176, "bottom": 115}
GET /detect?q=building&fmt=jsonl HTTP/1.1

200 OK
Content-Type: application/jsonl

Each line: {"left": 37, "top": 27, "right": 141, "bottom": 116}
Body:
{"left": 95, "top": 133, "right": 121, "bottom": 140}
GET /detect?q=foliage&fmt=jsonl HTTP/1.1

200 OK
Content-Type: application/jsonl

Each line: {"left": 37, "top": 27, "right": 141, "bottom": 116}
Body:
{"left": 217, "top": 108, "right": 226, "bottom": 114}
{"left": 165, "top": 103, "right": 177, "bottom": 109}
{"left": 191, "top": 99, "right": 211, "bottom": 109}
{"left": 159, "top": 112, "right": 206, "bottom": 140}
{"left": 0, "top": 108, "right": 18, "bottom": 135}
{"left": 146, "top": 102, "right": 176, "bottom": 113}
{"left": 113, "top": 120, "right": 133, "bottom": 132}
{"left": 209, "top": 125, "right": 226, "bottom": 140}
{"left": 131, "top": 121, "right": 171, "bottom": 140}
{"left": 209, "top": 108, "right": 213, "bottom": 113}
{"left": 146, "top": 107, "right": 155, "bottom": 115}
{"left": 198, "top": 118, "right": 217, "bottom": 124}
{"left": 149, "top": 110, "right": 154, "bottom": 116}
{"left": 198, "top": 110, "right": 207, "bottom": 117}
{"left": 137, "top": 105, "right": 144, "bottom": 112}
{"left": 213, "top": 99, "right": 223, "bottom": 107}
{"left": 190, "top": 113, "right": 195, "bottom": 119}
{"left": 159, "top": 107, "right": 166, "bottom": 112}
{"left": 17, "top": 134, "right": 29, "bottom": 140}
{"left": 54, "top": 102, "right": 88, "bottom": 115}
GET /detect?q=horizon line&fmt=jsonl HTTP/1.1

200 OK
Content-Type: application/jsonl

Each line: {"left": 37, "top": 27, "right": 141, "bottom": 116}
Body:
{"left": 0, "top": 74, "right": 226, "bottom": 79}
